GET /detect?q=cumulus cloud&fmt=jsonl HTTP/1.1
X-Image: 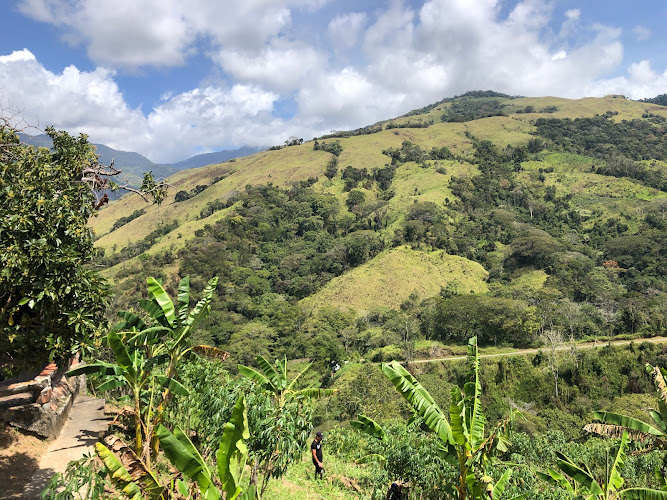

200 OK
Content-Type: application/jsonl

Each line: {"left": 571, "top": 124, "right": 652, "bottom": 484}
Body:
{"left": 0, "top": 49, "right": 286, "bottom": 162}
{"left": 16, "top": 0, "right": 328, "bottom": 69}
{"left": 6, "top": 0, "right": 667, "bottom": 163}
{"left": 586, "top": 60, "right": 667, "bottom": 100}
{"left": 212, "top": 39, "right": 324, "bottom": 92}
{"left": 328, "top": 12, "right": 367, "bottom": 50}
{"left": 0, "top": 48, "right": 36, "bottom": 63}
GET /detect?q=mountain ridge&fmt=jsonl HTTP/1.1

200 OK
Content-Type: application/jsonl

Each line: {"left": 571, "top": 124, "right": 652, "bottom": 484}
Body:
{"left": 18, "top": 133, "right": 265, "bottom": 187}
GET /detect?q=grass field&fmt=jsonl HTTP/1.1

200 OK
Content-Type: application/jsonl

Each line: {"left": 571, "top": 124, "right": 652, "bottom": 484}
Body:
{"left": 300, "top": 246, "right": 488, "bottom": 314}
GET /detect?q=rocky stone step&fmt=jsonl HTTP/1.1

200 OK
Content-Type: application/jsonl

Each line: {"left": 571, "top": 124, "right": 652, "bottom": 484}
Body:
{"left": 0, "top": 391, "right": 34, "bottom": 409}
{"left": 0, "top": 378, "right": 49, "bottom": 398}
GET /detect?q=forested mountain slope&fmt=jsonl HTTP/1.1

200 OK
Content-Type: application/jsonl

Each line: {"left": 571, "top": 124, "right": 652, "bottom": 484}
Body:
{"left": 90, "top": 92, "right": 667, "bottom": 364}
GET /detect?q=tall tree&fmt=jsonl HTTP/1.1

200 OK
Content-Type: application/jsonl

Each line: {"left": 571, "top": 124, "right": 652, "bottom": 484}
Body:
{"left": 0, "top": 123, "right": 167, "bottom": 365}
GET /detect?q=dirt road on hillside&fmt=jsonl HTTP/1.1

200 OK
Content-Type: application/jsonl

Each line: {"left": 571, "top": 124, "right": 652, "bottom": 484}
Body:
{"left": 409, "top": 336, "right": 667, "bottom": 364}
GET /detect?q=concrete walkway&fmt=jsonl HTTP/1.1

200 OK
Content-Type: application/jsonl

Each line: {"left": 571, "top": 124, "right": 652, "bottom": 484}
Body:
{"left": 22, "top": 396, "right": 111, "bottom": 499}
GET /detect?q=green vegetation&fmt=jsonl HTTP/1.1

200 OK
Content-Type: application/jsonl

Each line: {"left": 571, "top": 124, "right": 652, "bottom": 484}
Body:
{"left": 5, "top": 92, "right": 667, "bottom": 498}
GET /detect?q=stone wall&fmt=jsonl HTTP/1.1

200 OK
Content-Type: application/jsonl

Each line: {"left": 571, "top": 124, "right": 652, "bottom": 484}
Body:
{"left": 0, "top": 356, "right": 85, "bottom": 439}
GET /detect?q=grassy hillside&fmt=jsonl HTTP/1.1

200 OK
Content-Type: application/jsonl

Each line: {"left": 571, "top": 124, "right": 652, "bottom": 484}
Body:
{"left": 90, "top": 92, "right": 667, "bottom": 367}
{"left": 301, "top": 246, "right": 488, "bottom": 314}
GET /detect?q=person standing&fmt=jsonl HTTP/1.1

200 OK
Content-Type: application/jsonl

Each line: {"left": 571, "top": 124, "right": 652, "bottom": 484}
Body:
{"left": 311, "top": 431, "right": 324, "bottom": 479}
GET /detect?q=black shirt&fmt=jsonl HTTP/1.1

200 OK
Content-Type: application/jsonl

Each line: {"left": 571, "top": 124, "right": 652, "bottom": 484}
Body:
{"left": 311, "top": 439, "right": 322, "bottom": 462}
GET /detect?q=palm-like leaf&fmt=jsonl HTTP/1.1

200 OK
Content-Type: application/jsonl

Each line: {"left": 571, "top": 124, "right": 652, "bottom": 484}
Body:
{"left": 351, "top": 414, "right": 386, "bottom": 440}
{"left": 116, "top": 311, "right": 147, "bottom": 332}
{"left": 555, "top": 453, "right": 603, "bottom": 495}
{"left": 155, "top": 376, "right": 190, "bottom": 397}
{"left": 238, "top": 364, "right": 273, "bottom": 388}
{"left": 492, "top": 469, "right": 512, "bottom": 499}
{"left": 99, "top": 435, "right": 165, "bottom": 500}
{"left": 108, "top": 331, "right": 136, "bottom": 376}
{"left": 216, "top": 396, "right": 250, "bottom": 500}
{"left": 146, "top": 277, "right": 176, "bottom": 327}
{"left": 186, "top": 277, "right": 218, "bottom": 330}
{"left": 192, "top": 345, "right": 230, "bottom": 361}
{"left": 257, "top": 355, "right": 282, "bottom": 390}
{"left": 176, "top": 276, "right": 190, "bottom": 325}
{"left": 449, "top": 387, "right": 468, "bottom": 446}
{"left": 622, "top": 489, "right": 667, "bottom": 499}
{"left": 381, "top": 360, "right": 454, "bottom": 446}
{"left": 464, "top": 337, "right": 485, "bottom": 448}
{"left": 156, "top": 424, "right": 219, "bottom": 500}
{"left": 536, "top": 469, "right": 575, "bottom": 492}
{"left": 297, "top": 387, "right": 336, "bottom": 399}
{"left": 608, "top": 431, "right": 630, "bottom": 493}
{"left": 589, "top": 411, "right": 664, "bottom": 437}
{"left": 94, "top": 442, "right": 144, "bottom": 500}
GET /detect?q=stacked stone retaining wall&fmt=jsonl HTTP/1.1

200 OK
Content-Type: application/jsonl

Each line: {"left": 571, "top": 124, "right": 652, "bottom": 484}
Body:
{"left": 0, "top": 356, "right": 85, "bottom": 439}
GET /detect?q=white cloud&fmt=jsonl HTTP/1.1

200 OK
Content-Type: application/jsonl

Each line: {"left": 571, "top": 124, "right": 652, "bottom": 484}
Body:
{"left": 0, "top": 48, "right": 286, "bottom": 162}
{"left": 633, "top": 25, "right": 651, "bottom": 42}
{"left": 212, "top": 39, "right": 324, "bottom": 92}
{"left": 586, "top": 60, "right": 667, "bottom": 100}
{"left": 551, "top": 50, "right": 567, "bottom": 61}
{"left": 0, "top": 49, "right": 36, "bottom": 63}
{"left": 16, "top": 0, "right": 329, "bottom": 69}
{"left": 328, "top": 12, "right": 367, "bottom": 50}
{"left": 6, "top": 1, "right": 667, "bottom": 163}
{"left": 18, "top": 0, "right": 195, "bottom": 68}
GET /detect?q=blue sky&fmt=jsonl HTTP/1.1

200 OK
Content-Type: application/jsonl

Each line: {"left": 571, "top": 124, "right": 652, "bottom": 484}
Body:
{"left": 1, "top": 0, "right": 666, "bottom": 163}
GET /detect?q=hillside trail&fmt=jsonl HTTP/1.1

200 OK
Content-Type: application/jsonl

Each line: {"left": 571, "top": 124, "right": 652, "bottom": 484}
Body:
{"left": 409, "top": 336, "right": 667, "bottom": 364}
{"left": 20, "top": 395, "right": 111, "bottom": 499}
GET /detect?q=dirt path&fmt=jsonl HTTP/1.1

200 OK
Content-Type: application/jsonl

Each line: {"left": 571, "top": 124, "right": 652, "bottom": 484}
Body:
{"left": 409, "top": 336, "right": 667, "bottom": 364}
{"left": 20, "top": 395, "right": 111, "bottom": 499}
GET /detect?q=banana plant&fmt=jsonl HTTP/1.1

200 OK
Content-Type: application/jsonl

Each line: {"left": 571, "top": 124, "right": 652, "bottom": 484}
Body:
{"left": 68, "top": 276, "right": 222, "bottom": 465}
{"left": 140, "top": 276, "right": 226, "bottom": 456}
{"left": 95, "top": 434, "right": 165, "bottom": 500}
{"left": 67, "top": 330, "right": 187, "bottom": 460}
{"left": 351, "top": 414, "right": 387, "bottom": 441}
{"left": 381, "top": 337, "right": 523, "bottom": 500}
{"left": 537, "top": 430, "right": 667, "bottom": 499}
{"left": 238, "top": 355, "right": 334, "bottom": 408}
{"left": 585, "top": 363, "right": 667, "bottom": 450}
{"left": 156, "top": 396, "right": 256, "bottom": 500}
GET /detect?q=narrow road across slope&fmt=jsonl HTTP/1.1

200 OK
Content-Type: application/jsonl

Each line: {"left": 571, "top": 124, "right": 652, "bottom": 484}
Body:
{"left": 21, "top": 395, "right": 111, "bottom": 499}
{"left": 409, "top": 336, "right": 667, "bottom": 364}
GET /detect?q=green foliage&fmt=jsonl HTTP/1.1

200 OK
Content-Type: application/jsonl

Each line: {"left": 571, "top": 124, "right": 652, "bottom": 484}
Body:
{"left": 313, "top": 140, "right": 343, "bottom": 156}
{"left": 441, "top": 98, "right": 507, "bottom": 122}
{"left": 41, "top": 455, "right": 112, "bottom": 500}
{"left": 166, "top": 358, "right": 315, "bottom": 494}
{"left": 68, "top": 276, "right": 219, "bottom": 462}
{"left": 586, "top": 363, "right": 667, "bottom": 449}
{"left": 238, "top": 354, "right": 334, "bottom": 407}
{"left": 382, "top": 337, "right": 519, "bottom": 499}
{"left": 1, "top": 125, "right": 110, "bottom": 363}
{"left": 535, "top": 116, "right": 667, "bottom": 166}
{"left": 639, "top": 94, "right": 667, "bottom": 106}
{"left": 324, "top": 157, "right": 338, "bottom": 179}
{"left": 158, "top": 397, "right": 254, "bottom": 500}
{"left": 111, "top": 209, "right": 147, "bottom": 232}
{"left": 94, "top": 437, "right": 165, "bottom": 500}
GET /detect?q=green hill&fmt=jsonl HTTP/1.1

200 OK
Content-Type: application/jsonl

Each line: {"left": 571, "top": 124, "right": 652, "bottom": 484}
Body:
{"left": 91, "top": 93, "right": 667, "bottom": 362}
{"left": 300, "top": 246, "right": 488, "bottom": 314}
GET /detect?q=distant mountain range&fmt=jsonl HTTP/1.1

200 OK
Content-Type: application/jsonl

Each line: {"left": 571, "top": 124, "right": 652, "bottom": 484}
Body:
{"left": 18, "top": 133, "right": 265, "bottom": 187}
